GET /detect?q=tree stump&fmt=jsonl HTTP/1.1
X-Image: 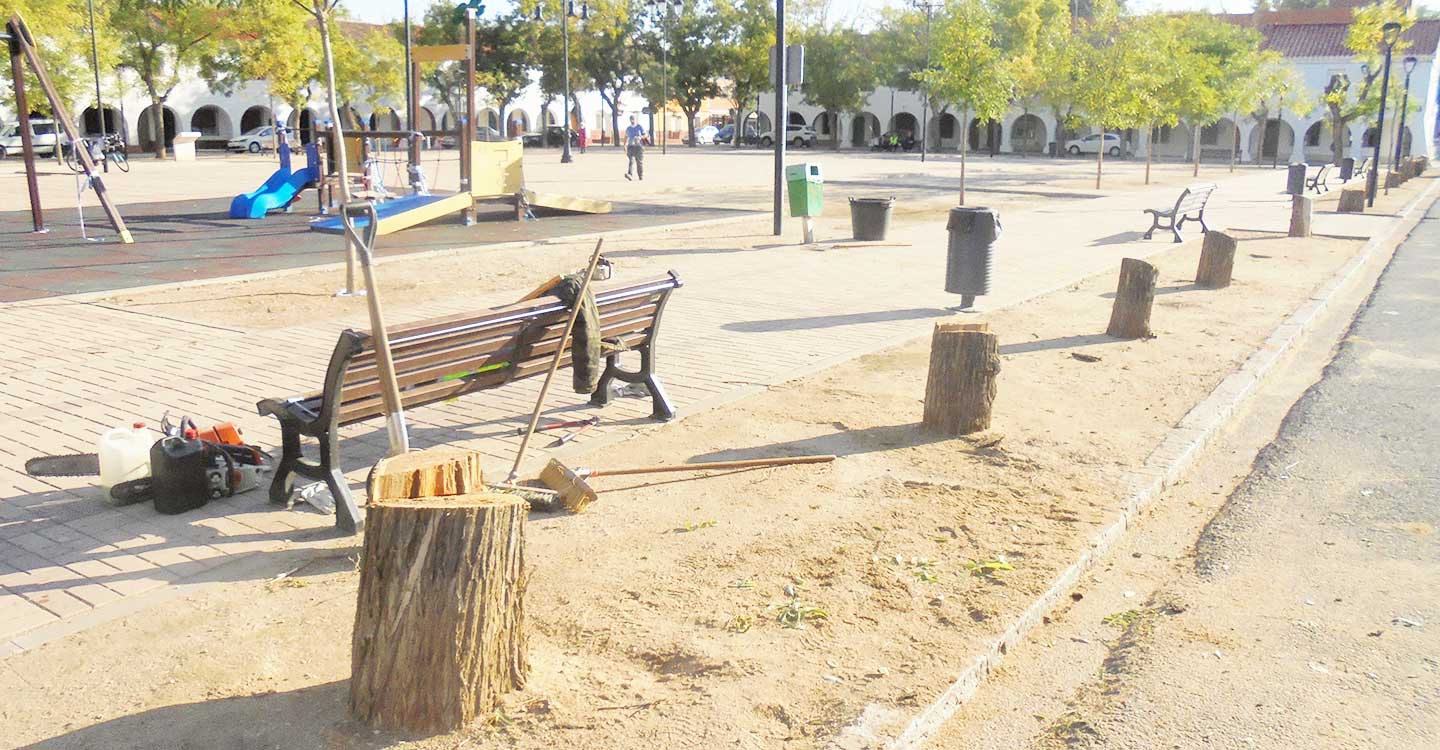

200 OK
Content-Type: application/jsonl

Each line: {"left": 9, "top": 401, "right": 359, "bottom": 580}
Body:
{"left": 1386, "top": 170, "right": 1405, "bottom": 188}
{"left": 1196, "top": 231, "right": 1238, "bottom": 288}
{"left": 1288, "top": 195, "right": 1313, "bottom": 238}
{"left": 1106, "top": 258, "right": 1158, "bottom": 339}
{"left": 922, "top": 322, "right": 1000, "bottom": 436}
{"left": 351, "top": 487, "right": 528, "bottom": 733}
{"left": 369, "top": 448, "right": 485, "bottom": 502}
{"left": 1337, "top": 188, "right": 1366, "bottom": 213}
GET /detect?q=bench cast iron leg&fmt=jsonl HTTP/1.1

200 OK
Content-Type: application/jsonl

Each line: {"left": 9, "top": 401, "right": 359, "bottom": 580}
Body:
{"left": 1143, "top": 212, "right": 1160, "bottom": 240}
{"left": 587, "top": 347, "right": 676, "bottom": 421}
{"left": 269, "top": 424, "right": 301, "bottom": 505}
{"left": 320, "top": 430, "right": 362, "bottom": 535}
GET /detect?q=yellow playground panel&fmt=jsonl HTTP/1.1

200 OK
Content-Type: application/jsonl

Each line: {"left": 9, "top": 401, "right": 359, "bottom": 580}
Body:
{"left": 470, "top": 141, "right": 613, "bottom": 216}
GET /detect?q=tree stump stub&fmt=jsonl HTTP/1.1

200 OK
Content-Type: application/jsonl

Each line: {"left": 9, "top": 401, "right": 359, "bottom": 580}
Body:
{"left": 1337, "top": 189, "right": 1366, "bottom": 213}
{"left": 1107, "top": 258, "right": 1158, "bottom": 340}
{"left": 1288, "top": 195, "right": 1313, "bottom": 238}
{"left": 1196, "top": 230, "right": 1238, "bottom": 288}
{"left": 922, "top": 322, "right": 1000, "bottom": 436}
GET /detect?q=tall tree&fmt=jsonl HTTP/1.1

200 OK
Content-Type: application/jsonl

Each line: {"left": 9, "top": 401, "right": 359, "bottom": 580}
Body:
{"left": 1, "top": 0, "right": 108, "bottom": 114}
{"left": 109, "top": 0, "right": 238, "bottom": 158}
{"left": 715, "top": 0, "right": 771, "bottom": 149}
{"left": 921, "top": 0, "right": 1010, "bottom": 203}
{"left": 1324, "top": 1, "right": 1412, "bottom": 165}
{"left": 993, "top": 0, "right": 1071, "bottom": 157}
{"left": 475, "top": 12, "right": 533, "bottom": 136}
{"left": 637, "top": 0, "right": 722, "bottom": 147}
{"left": 576, "top": 0, "right": 642, "bottom": 147}
{"left": 798, "top": 27, "right": 879, "bottom": 149}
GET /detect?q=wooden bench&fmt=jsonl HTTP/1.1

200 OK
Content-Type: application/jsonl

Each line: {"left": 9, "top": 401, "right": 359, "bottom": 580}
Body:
{"left": 1143, "top": 183, "right": 1217, "bottom": 244}
{"left": 1306, "top": 163, "right": 1333, "bottom": 194}
{"left": 1350, "top": 157, "right": 1371, "bottom": 182}
{"left": 257, "top": 272, "right": 684, "bottom": 532}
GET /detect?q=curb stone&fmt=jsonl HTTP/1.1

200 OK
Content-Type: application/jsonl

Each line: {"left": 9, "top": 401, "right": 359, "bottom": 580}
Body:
{"left": 832, "top": 178, "right": 1440, "bottom": 750}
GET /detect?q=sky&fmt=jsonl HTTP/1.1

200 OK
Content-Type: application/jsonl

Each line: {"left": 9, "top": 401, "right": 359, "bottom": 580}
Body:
{"left": 342, "top": 0, "right": 1440, "bottom": 26}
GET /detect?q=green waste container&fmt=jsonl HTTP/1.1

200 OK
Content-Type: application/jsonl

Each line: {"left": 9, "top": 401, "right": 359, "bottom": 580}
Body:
{"left": 785, "top": 163, "right": 823, "bottom": 217}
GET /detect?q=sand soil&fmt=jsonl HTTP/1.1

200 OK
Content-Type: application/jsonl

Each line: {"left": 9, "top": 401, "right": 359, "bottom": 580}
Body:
{"left": 1, "top": 221, "right": 1372, "bottom": 750}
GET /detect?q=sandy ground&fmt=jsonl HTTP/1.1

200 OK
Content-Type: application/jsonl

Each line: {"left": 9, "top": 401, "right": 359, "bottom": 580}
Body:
{"left": 1, "top": 221, "right": 1372, "bottom": 749}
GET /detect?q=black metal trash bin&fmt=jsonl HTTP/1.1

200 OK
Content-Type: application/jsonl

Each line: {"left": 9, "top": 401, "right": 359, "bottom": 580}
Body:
{"left": 849, "top": 197, "right": 894, "bottom": 241}
{"left": 946, "top": 207, "right": 1001, "bottom": 309}
{"left": 1340, "top": 157, "right": 1355, "bottom": 181}
{"left": 1286, "top": 163, "right": 1307, "bottom": 195}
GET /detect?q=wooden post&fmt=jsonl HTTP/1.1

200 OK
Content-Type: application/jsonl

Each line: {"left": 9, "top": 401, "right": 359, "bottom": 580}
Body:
{"left": 1288, "top": 195, "right": 1313, "bottom": 238}
{"left": 1107, "top": 258, "right": 1158, "bottom": 339}
{"left": 1337, "top": 188, "right": 1366, "bottom": 213}
{"left": 7, "top": 22, "right": 43, "bottom": 234}
{"left": 1196, "top": 231, "right": 1238, "bottom": 288}
{"left": 922, "top": 322, "right": 1000, "bottom": 436}
{"left": 352, "top": 450, "right": 527, "bottom": 733}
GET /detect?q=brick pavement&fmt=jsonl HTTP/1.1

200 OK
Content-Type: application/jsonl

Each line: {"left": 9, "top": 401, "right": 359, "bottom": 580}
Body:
{"left": 0, "top": 167, "right": 1400, "bottom": 651}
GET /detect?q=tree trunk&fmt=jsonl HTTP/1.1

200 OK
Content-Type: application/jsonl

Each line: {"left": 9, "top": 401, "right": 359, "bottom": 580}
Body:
{"left": 1145, "top": 124, "right": 1154, "bottom": 185}
{"left": 1288, "top": 195, "right": 1313, "bottom": 237}
{"left": 922, "top": 322, "right": 999, "bottom": 436}
{"left": 1095, "top": 126, "right": 1104, "bottom": 190}
{"left": 350, "top": 491, "right": 528, "bottom": 733}
{"left": 368, "top": 448, "right": 486, "bottom": 502}
{"left": 1337, "top": 188, "right": 1366, "bottom": 213}
{"left": 147, "top": 96, "right": 166, "bottom": 159}
{"left": 1195, "top": 231, "right": 1237, "bottom": 289}
{"left": 733, "top": 105, "right": 745, "bottom": 150}
{"left": 1106, "top": 258, "right": 1158, "bottom": 339}
{"left": 1192, "top": 124, "right": 1201, "bottom": 178}
{"left": 315, "top": 3, "right": 357, "bottom": 294}
{"left": 1331, "top": 113, "right": 1344, "bottom": 165}
{"left": 1230, "top": 112, "right": 1239, "bottom": 173}
{"left": 959, "top": 107, "right": 968, "bottom": 205}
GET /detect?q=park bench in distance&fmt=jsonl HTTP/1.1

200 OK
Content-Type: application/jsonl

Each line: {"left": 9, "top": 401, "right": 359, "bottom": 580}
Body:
{"left": 1142, "top": 182, "right": 1217, "bottom": 244}
{"left": 1307, "top": 162, "right": 1333, "bottom": 194}
{"left": 1350, "top": 157, "right": 1371, "bottom": 183}
{"left": 257, "top": 272, "right": 684, "bottom": 531}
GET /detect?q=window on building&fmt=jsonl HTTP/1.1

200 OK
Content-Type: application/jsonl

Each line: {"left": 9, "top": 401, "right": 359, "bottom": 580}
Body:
{"left": 939, "top": 116, "right": 955, "bottom": 139}
{"left": 1304, "top": 122, "right": 1322, "bottom": 147}
{"left": 1158, "top": 124, "right": 1172, "bottom": 144}
{"left": 1200, "top": 123, "right": 1221, "bottom": 146}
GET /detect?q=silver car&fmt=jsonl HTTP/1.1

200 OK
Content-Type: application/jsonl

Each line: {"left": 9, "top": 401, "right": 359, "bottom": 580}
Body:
{"left": 0, "top": 119, "right": 59, "bottom": 158}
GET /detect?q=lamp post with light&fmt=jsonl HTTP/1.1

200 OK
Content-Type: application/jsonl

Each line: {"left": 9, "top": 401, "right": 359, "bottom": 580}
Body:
{"left": 532, "top": 1, "right": 589, "bottom": 164}
{"left": 646, "top": 0, "right": 682, "bottom": 155}
{"left": 1368, "top": 20, "right": 1402, "bottom": 207}
{"left": 1392, "top": 55, "right": 1418, "bottom": 175}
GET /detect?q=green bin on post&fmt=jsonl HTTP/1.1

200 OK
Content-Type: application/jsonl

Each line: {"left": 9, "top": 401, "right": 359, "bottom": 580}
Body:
{"left": 785, "top": 163, "right": 823, "bottom": 217}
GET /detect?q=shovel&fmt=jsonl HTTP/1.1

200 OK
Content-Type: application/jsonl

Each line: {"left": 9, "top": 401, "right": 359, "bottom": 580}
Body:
{"left": 341, "top": 202, "right": 409, "bottom": 456}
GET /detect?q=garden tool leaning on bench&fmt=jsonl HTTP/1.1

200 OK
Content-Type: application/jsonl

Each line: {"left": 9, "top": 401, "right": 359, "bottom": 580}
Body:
{"left": 342, "top": 201, "right": 410, "bottom": 458}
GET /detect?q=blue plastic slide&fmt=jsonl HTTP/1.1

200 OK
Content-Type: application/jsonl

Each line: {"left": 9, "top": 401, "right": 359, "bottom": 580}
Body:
{"left": 228, "top": 142, "right": 319, "bottom": 219}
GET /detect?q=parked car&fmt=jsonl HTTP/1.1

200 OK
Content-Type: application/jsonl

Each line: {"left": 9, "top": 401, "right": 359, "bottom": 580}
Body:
{"left": 1064, "top": 132, "right": 1130, "bottom": 157}
{"left": 692, "top": 124, "right": 719, "bottom": 145}
{"left": 227, "top": 125, "right": 276, "bottom": 153}
{"left": 759, "top": 124, "right": 817, "bottom": 148}
{"left": 714, "top": 123, "right": 760, "bottom": 145}
{"left": 0, "top": 118, "right": 59, "bottom": 158}
{"left": 522, "top": 126, "right": 579, "bottom": 148}
{"left": 439, "top": 126, "right": 504, "bottom": 148}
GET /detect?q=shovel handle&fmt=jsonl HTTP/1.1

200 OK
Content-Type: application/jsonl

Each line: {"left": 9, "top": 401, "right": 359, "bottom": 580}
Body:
{"left": 588, "top": 454, "right": 836, "bottom": 478}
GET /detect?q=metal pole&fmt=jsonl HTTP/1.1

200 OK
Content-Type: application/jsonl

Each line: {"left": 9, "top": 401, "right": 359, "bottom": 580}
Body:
{"left": 1368, "top": 40, "right": 1394, "bottom": 207}
{"left": 86, "top": 0, "right": 107, "bottom": 173}
{"left": 561, "top": 1, "right": 574, "bottom": 163}
{"left": 661, "top": 5, "right": 668, "bottom": 155}
{"left": 773, "top": 0, "right": 786, "bottom": 236}
{"left": 920, "top": 5, "right": 931, "bottom": 163}
{"left": 8, "top": 23, "right": 45, "bottom": 234}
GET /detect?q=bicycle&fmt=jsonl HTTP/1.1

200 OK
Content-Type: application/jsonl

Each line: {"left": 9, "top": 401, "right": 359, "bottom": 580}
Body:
{"left": 63, "top": 133, "right": 129, "bottom": 173}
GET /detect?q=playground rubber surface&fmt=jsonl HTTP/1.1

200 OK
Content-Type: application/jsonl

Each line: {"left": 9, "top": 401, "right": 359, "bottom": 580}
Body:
{"left": 0, "top": 195, "right": 751, "bottom": 301}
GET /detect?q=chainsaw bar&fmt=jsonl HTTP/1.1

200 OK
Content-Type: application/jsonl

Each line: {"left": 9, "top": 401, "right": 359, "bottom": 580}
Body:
{"left": 25, "top": 453, "right": 101, "bottom": 477}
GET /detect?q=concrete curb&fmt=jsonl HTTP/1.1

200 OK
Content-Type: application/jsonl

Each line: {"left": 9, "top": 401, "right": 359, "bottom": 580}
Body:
{"left": 835, "top": 178, "right": 1440, "bottom": 749}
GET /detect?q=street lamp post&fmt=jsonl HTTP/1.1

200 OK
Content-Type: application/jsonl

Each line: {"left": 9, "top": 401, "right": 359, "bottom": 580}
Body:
{"left": 1368, "top": 21, "right": 1402, "bottom": 207}
{"left": 647, "top": 0, "right": 681, "bottom": 155}
{"left": 911, "top": 0, "right": 940, "bottom": 163}
{"left": 1392, "top": 55, "right": 1418, "bottom": 176}
{"left": 534, "top": 1, "right": 589, "bottom": 164}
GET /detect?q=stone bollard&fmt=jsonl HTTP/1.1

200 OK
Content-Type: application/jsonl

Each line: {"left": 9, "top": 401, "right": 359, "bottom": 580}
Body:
{"left": 1337, "top": 188, "right": 1366, "bottom": 213}
{"left": 1289, "top": 195, "right": 1313, "bottom": 238}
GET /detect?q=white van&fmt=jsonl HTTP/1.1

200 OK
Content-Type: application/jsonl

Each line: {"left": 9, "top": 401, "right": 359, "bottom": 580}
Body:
{"left": 0, "top": 119, "right": 60, "bottom": 158}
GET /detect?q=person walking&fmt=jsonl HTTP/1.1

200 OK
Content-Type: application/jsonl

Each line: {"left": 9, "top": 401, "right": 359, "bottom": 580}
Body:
{"left": 577, "top": 122, "right": 588, "bottom": 154}
{"left": 625, "top": 114, "right": 646, "bottom": 181}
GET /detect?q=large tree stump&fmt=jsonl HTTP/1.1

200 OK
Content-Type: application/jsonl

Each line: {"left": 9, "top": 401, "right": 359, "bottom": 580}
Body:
{"left": 1196, "top": 231, "right": 1238, "bottom": 289}
{"left": 1289, "top": 195, "right": 1313, "bottom": 238}
{"left": 1337, "top": 188, "right": 1366, "bottom": 213}
{"left": 369, "top": 448, "right": 485, "bottom": 502}
{"left": 351, "top": 489, "right": 528, "bottom": 733}
{"left": 1106, "top": 258, "right": 1158, "bottom": 339}
{"left": 922, "top": 322, "right": 1000, "bottom": 435}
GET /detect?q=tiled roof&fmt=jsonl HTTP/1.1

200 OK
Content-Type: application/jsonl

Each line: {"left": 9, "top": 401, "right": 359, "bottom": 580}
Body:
{"left": 1258, "top": 18, "right": 1440, "bottom": 58}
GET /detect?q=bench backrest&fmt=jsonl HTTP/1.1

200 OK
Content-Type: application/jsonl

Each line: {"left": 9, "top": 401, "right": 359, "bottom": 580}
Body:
{"left": 318, "top": 272, "right": 683, "bottom": 426}
{"left": 1355, "top": 158, "right": 1370, "bottom": 175}
{"left": 1173, "top": 183, "right": 1217, "bottom": 215}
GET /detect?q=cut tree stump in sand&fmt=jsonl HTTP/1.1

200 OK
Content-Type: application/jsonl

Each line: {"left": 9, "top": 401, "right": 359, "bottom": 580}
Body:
{"left": 1338, "top": 189, "right": 1366, "bottom": 213}
{"left": 1289, "top": 195, "right": 1313, "bottom": 238}
{"left": 923, "top": 322, "right": 1000, "bottom": 435}
{"left": 1107, "top": 258, "right": 1158, "bottom": 339}
{"left": 1196, "top": 231, "right": 1238, "bottom": 289}
{"left": 368, "top": 448, "right": 485, "bottom": 502}
{"left": 351, "top": 483, "right": 528, "bottom": 732}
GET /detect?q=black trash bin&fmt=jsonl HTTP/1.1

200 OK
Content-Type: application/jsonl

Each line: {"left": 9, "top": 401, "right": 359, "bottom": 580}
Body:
{"left": 1340, "top": 157, "right": 1355, "bottom": 181}
{"left": 1286, "top": 163, "right": 1307, "bottom": 195}
{"left": 946, "top": 207, "right": 1001, "bottom": 309}
{"left": 849, "top": 197, "right": 894, "bottom": 241}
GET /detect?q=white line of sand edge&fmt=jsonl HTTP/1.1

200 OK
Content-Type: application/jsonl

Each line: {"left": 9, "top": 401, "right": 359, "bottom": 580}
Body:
{"left": 831, "top": 178, "right": 1440, "bottom": 750}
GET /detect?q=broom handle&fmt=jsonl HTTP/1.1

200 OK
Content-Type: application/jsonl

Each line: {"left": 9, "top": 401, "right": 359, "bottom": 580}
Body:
{"left": 507, "top": 239, "right": 606, "bottom": 482}
{"left": 589, "top": 454, "right": 836, "bottom": 478}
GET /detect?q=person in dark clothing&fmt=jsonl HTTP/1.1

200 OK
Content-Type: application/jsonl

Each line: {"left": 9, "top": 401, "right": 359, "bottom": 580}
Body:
{"left": 624, "top": 114, "right": 646, "bottom": 181}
